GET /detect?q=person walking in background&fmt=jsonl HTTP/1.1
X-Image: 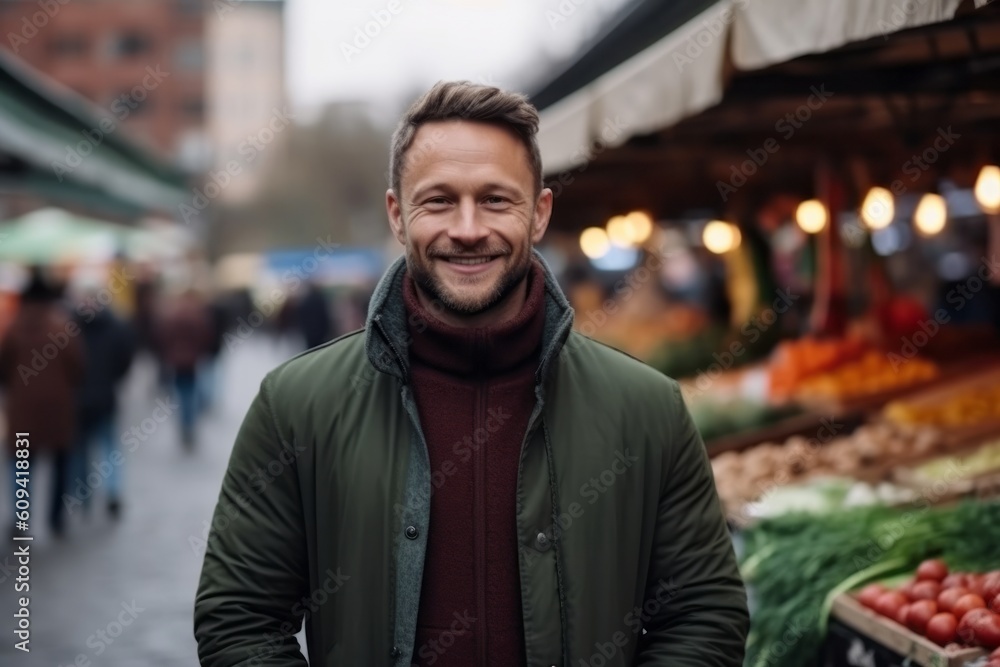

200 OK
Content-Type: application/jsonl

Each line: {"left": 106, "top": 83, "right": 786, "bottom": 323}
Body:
{"left": 295, "top": 280, "right": 332, "bottom": 349}
{"left": 0, "top": 267, "right": 84, "bottom": 537}
{"left": 155, "top": 287, "right": 212, "bottom": 450}
{"left": 69, "top": 273, "right": 137, "bottom": 520}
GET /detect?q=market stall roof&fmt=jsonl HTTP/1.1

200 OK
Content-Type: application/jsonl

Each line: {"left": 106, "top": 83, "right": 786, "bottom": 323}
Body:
{"left": 533, "top": 0, "right": 967, "bottom": 175}
{"left": 0, "top": 48, "right": 187, "bottom": 216}
{"left": 0, "top": 207, "right": 152, "bottom": 264}
{"left": 532, "top": 0, "right": 1000, "bottom": 231}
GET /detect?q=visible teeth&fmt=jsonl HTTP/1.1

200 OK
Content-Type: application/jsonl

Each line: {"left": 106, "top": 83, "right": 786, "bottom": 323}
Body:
{"left": 449, "top": 257, "right": 493, "bottom": 265}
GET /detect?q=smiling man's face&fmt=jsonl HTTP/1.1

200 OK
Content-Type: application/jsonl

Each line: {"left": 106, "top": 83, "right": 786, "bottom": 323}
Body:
{"left": 387, "top": 120, "right": 552, "bottom": 327}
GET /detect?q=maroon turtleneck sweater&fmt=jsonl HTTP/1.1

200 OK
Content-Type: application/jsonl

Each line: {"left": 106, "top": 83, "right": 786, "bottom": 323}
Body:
{"left": 405, "top": 262, "right": 546, "bottom": 667}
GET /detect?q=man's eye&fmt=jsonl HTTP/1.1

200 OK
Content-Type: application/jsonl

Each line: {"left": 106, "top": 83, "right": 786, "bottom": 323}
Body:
{"left": 425, "top": 197, "right": 449, "bottom": 206}
{"left": 484, "top": 195, "right": 506, "bottom": 205}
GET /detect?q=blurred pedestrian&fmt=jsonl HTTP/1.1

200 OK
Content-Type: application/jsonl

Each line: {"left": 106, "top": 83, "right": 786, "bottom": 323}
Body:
{"left": 199, "top": 292, "right": 229, "bottom": 413}
{"left": 155, "top": 287, "right": 212, "bottom": 450}
{"left": 296, "top": 280, "right": 331, "bottom": 349}
{"left": 0, "top": 267, "right": 84, "bottom": 537}
{"left": 69, "top": 274, "right": 137, "bottom": 519}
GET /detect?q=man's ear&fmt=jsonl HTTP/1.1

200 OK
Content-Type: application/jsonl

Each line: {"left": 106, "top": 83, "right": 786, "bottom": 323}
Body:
{"left": 386, "top": 189, "right": 406, "bottom": 245}
{"left": 531, "top": 187, "right": 553, "bottom": 244}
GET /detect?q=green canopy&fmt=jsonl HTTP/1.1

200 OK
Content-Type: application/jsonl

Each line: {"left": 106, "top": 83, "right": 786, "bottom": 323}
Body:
{"left": 0, "top": 208, "right": 149, "bottom": 264}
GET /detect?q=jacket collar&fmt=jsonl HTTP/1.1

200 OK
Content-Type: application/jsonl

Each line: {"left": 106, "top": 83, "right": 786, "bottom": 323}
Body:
{"left": 365, "top": 248, "right": 575, "bottom": 385}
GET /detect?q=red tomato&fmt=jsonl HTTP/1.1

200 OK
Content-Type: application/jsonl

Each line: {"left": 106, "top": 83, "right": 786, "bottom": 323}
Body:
{"left": 991, "top": 645, "right": 1000, "bottom": 658}
{"left": 973, "top": 613, "right": 1000, "bottom": 650}
{"left": 991, "top": 594, "right": 1000, "bottom": 615}
{"left": 926, "top": 612, "right": 959, "bottom": 646}
{"left": 897, "top": 603, "right": 912, "bottom": 625}
{"left": 905, "top": 600, "right": 939, "bottom": 635}
{"left": 912, "top": 581, "right": 943, "bottom": 601}
{"left": 939, "top": 587, "right": 973, "bottom": 613}
{"left": 959, "top": 609, "right": 994, "bottom": 644}
{"left": 953, "top": 594, "right": 988, "bottom": 622}
{"left": 943, "top": 573, "right": 970, "bottom": 589}
{"left": 983, "top": 576, "right": 1000, "bottom": 605}
{"left": 898, "top": 580, "right": 917, "bottom": 601}
{"left": 858, "top": 583, "right": 889, "bottom": 609}
{"left": 875, "top": 591, "right": 910, "bottom": 620}
{"left": 970, "top": 575, "right": 988, "bottom": 597}
{"left": 917, "top": 559, "right": 949, "bottom": 582}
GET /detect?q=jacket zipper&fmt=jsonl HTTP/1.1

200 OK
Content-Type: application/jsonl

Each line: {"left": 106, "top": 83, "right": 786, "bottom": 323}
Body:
{"left": 475, "top": 335, "right": 489, "bottom": 666}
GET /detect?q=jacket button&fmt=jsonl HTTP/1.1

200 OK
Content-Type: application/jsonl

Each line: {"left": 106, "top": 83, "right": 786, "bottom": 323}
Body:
{"left": 534, "top": 531, "right": 551, "bottom": 551}
{"left": 404, "top": 525, "right": 419, "bottom": 540}
{"left": 390, "top": 645, "right": 401, "bottom": 658}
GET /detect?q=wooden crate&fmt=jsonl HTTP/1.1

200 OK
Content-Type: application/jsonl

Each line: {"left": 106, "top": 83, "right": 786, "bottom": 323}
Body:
{"left": 830, "top": 595, "right": 986, "bottom": 667}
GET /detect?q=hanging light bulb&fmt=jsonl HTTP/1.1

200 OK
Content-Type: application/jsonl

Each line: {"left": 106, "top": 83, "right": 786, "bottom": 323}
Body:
{"left": 975, "top": 165, "right": 1000, "bottom": 214}
{"left": 703, "top": 220, "right": 741, "bottom": 254}
{"left": 795, "top": 199, "right": 828, "bottom": 234}
{"left": 861, "top": 187, "right": 894, "bottom": 229}
{"left": 914, "top": 193, "right": 947, "bottom": 236}
{"left": 580, "top": 227, "right": 611, "bottom": 259}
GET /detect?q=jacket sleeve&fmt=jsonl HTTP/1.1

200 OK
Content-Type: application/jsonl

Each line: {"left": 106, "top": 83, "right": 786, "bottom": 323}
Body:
{"left": 633, "top": 381, "right": 749, "bottom": 666}
{"left": 194, "top": 375, "right": 309, "bottom": 666}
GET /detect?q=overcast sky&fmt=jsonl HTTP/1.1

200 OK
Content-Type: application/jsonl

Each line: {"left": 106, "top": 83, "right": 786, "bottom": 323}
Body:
{"left": 286, "top": 0, "right": 632, "bottom": 120}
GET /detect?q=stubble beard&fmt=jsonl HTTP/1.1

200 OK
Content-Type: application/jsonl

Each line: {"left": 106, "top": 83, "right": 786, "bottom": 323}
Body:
{"left": 406, "top": 239, "right": 533, "bottom": 317}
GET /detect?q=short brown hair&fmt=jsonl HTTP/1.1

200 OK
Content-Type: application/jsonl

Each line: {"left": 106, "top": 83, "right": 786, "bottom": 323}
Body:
{"left": 389, "top": 80, "right": 543, "bottom": 198}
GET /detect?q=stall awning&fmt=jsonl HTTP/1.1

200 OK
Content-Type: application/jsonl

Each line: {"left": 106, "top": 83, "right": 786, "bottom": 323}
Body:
{"left": 0, "top": 49, "right": 187, "bottom": 215}
{"left": 536, "top": 0, "right": 966, "bottom": 174}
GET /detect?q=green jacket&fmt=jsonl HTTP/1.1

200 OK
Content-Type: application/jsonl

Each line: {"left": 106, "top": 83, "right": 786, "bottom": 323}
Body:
{"left": 194, "top": 252, "right": 748, "bottom": 666}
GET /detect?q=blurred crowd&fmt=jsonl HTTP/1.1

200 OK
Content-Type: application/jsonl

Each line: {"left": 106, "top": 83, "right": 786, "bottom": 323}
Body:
{"left": 0, "top": 262, "right": 361, "bottom": 539}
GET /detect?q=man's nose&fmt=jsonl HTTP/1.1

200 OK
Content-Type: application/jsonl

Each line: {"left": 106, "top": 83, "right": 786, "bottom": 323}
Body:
{"left": 447, "top": 200, "right": 490, "bottom": 246}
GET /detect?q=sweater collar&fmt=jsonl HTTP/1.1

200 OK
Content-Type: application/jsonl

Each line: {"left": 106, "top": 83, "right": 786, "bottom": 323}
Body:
{"left": 401, "top": 261, "right": 546, "bottom": 377}
{"left": 365, "top": 248, "right": 575, "bottom": 385}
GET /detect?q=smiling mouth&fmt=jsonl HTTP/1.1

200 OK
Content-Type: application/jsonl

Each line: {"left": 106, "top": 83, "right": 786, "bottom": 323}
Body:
{"left": 442, "top": 256, "right": 500, "bottom": 265}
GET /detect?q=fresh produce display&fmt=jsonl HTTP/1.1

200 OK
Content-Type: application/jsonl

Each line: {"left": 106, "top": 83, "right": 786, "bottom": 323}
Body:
{"left": 687, "top": 397, "right": 801, "bottom": 443}
{"left": 884, "top": 382, "right": 1000, "bottom": 427}
{"left": 732, "top": 477, "right": 917, "bottom": 520}
{"left": 898, "top": 437, "right": 1000, "bottom": 486}
{"left": 768, "top": 335, "right": 870, "bottom": 400}
{"left": 796, "top": 351, "right": 939, "bottom": 403}
{"left": 711, "top": 422, "right": 943, "bottom": 514}
{"left": 739, "top": 500, "right": 1000, "bottom": 667}
{"left": 856, "top": 559, "right": 1000, "bottom": 650}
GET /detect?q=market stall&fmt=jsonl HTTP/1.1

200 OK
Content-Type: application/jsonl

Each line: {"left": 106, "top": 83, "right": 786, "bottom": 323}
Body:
{"left": 531, "top": 1, "right": 1000, "bottom": 665}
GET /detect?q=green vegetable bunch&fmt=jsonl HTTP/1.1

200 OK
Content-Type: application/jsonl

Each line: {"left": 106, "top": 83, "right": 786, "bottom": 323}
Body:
{"left": 739, "top": 499, "right": 1000, "bottom": 667}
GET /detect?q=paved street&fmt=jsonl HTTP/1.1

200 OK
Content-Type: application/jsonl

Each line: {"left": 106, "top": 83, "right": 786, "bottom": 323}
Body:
{"left": 0, "top": 334, "right": 304, "bottom": 666}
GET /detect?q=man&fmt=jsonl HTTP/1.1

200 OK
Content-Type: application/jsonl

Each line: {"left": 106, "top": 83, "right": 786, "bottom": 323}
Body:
{"left": 195, "top": 81, "right": 748, "bottom": 666}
